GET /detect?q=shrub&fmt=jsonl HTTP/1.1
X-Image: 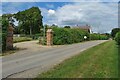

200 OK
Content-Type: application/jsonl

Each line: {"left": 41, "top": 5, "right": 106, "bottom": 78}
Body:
{"left": 99, "top": 35, "right": 109, "bottom": 40}
{"left": 52, "top": 27, "right": 90, "bottom": 45}
{"left": 111, "top": 28, "right": 120, "bottom": 38}
{"left": 2, "top": 18, "right": 9, "bottom": 51}
{"left": 90, "top": 34, "right": 109, "bottom": 40}
{"left": 90, "top": 34, "right": 99, "bottom": 40}
{"left": 115, "top": 32, "right": 120, "bottom": 45}
{"left": 13, "top": 37, "right": 32, "bottom": 43}
{"left": 34, "top": 34, "right": 41, "bottom": 40}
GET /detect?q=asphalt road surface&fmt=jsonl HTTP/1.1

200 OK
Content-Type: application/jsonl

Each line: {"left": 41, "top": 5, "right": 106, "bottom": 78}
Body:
{"left": 2, "top": 40, "right": 107, "bottom": 78}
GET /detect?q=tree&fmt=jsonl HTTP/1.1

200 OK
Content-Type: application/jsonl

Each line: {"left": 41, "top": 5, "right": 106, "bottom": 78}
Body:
{"left": 2, "top": 14, "right": 15, "bottom": 27}
{"left": 64, "top": 26, "right": 71, "bottom": 28}
{"left": 14, "top": 7, "right": 43, "bottom": 35}
{"left": 115, "top": 31, "right": 120, "bottom": 45}
{"left": 51, "top": 24, "right": 58, "bottom": 28}
{"left": 111, "top": 28, "right": 120, "bottom": 38}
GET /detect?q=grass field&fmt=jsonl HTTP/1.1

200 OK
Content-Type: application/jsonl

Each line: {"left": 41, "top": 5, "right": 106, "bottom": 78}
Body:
{"left": 37, "top": 40, "right": 118, "bottom": 78}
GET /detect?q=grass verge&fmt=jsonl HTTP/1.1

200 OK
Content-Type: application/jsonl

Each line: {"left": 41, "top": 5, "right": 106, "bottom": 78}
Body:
{"left": 37, "top": 40, "right": 118, "bottom": 78}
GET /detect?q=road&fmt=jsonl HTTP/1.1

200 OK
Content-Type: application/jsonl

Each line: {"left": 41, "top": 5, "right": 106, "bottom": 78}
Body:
{"left": 2, "top": 40, "right": 107, "bottom": 78}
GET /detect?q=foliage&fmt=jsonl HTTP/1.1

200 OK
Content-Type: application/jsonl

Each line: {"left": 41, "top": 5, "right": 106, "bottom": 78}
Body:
{"left": 52, "top": 27, "right": 90, "bottom": 45}
{"left": 14, "top": 7, "right": 43, "bottom": 35}
{"left": 111, "top": 28, "right": 120, "bottom": 38}
{"left": 31, "top": 34, "right": 42, "bottom": 40}
{"left": 90, "top": 33, "right": 109, "bottom": 40}
{"left": 39, "top": 37, "right": 46, "bottom": 45}
{"left": 2, "top": 17, "right": 9, "bottom": 33}
{"left": 13, "top": 37, "right": 32, "bottom": 43}
{"left": 115, "top": 31, "right": 120, "bottom": 45}
{"left": 2, "top": 33, "right": 7, "bottom": 51}
{"left": 64, "top": 26, "right": 71, "bottom": 28}
{"left": 2, "top": 16, "right": 9, "bottom": 51}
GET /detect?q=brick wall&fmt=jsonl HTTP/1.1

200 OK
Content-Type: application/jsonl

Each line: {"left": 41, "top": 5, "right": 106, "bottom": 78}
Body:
{"left": 46, "top": 29, "right": 53, "bottom": 46}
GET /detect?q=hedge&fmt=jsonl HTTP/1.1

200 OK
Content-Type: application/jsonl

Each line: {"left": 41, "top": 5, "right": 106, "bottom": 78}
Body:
{"left": 115, "top": 32, "right": 120, "bottom": 45}
{"left": 52, "top": 27, "right": 90, "bottom": 45}
{"left": 13, "top": 37, "right": 32, "bottom": 43}
{"left": 90, "top": 34, "right": 109, "bottom": 40}
{"left": 2, "top": 17, "right": 9, "bottom": 51}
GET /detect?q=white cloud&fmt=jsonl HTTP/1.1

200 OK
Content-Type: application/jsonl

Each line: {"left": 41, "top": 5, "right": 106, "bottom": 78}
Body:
{"left": 48, "top": 9, "right": 55, "bottom": 15}
{"left": 2, "top": 2, "right": 118, "bottom": 33}
{"left": 46, "top": 2, "right": 118, "bottom": 33}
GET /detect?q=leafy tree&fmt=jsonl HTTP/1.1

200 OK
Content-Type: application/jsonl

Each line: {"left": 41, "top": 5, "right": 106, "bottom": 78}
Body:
{"left": 64, "top": 26, "right": 71, "bottom": 28}
{"left": 14, "top": 7, "right": 43, "bottom": 35}
{"left": 52, "top": 24, "right": 57, "bottom": 27}
{"left": 2, "top": 14, "right": 15, "bottom": 26}
{"left": 111, "top": 28, "right": 120, "bottom": 38}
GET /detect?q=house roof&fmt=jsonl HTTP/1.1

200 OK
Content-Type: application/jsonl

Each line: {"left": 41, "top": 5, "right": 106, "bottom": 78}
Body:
{"left": 76, "top": 25, "right": 91, "bottom": 30}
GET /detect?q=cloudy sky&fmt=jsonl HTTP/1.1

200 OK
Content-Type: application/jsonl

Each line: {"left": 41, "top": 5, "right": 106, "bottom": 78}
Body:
{"left": 1, "top": 0, "right": 119, "bottom": 33}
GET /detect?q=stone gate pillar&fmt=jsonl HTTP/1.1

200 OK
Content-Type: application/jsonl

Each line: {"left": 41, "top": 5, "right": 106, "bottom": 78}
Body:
{"left": 6, "top": 24, "right": 14, "bottom": 50}
{"left": 46, "top": 29, "right": 53, "bottom": 46}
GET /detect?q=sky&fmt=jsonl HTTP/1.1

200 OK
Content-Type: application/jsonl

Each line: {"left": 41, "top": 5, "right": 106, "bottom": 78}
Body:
{"left": 1, "top": 0, "right": 119, "bottom": 33}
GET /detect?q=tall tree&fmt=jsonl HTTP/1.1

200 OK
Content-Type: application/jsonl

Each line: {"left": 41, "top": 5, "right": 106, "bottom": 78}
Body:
{"left": 14, "top": 7, "right": 43, "bottom": 35}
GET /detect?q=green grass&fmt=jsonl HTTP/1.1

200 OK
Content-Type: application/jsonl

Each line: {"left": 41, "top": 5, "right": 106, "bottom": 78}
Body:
{"left": 37, "top": 41, "right": 118, "bottom": 78}
{"left": 13, "top": 37, "right": 32, "bottom": 43}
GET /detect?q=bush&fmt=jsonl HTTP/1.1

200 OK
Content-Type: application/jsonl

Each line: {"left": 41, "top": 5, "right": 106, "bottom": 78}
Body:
{"left": 13, "top": 37, "right": 32, "bottom": 43}
{"left": 99, "top": 35, "right": 109, "bottom": 40}
{"left": 115, "top": 32, "right": 120, "bottom": 45}
{"left": 33, "top": 34, "right": 41, "bottom": 40}
{"left": 90, "top": 34, "right": 109, "bottom": 40}
{"left": 2, "top": 18, "right": 8, "bottom": 51}
{"left": 111, "top": 28, "right": 120, "bottom": 38}
{"left": 52, "top": 27, "right": 90, "bottom": 45}
{"left": 90, "top": 34, "right": 99, "bottom": 40}
{"left": 39, "top": 37, "right": 46, "bottom": 45}
{"left": 15, "top": 34, "right": 41, "bottom": 40}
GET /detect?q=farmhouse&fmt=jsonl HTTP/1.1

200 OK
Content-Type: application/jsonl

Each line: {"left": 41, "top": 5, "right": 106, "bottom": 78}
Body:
{"left": 74, "top": 24, "right": 92, "bottom": 33}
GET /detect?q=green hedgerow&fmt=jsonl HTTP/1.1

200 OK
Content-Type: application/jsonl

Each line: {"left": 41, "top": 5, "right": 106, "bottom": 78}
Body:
{"left": 115, "top": 31, "right": 120, "bottom": 45}
{"left": 52, "top": 27, "right": 90, "bottom": 45}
